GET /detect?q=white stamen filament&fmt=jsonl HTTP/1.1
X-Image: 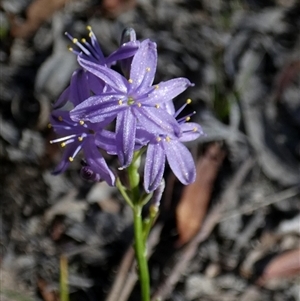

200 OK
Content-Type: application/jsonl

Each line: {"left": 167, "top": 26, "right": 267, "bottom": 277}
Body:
{"left": 50, "top": 134, "right": 77, "bottom": 144}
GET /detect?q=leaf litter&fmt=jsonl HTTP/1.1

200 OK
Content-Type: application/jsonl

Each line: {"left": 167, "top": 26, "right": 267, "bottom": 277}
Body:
{"left": 0, "top": 0, "right": 300, "bottom": 300}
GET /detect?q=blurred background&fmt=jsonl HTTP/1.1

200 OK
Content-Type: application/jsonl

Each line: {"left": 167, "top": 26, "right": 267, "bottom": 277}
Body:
{"left": 0, "top": 0, "right": 300, "bottom": 300}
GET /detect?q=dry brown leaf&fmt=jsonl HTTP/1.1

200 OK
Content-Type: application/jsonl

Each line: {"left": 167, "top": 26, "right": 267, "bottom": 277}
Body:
{"left": 101, "top": 0, "right": 136, "bottom": 18}
{"left": 274, "top": 60, "right": 300, "bottom": 103}
{"left": 176, "top": 143, "right": 226, "bottom": 246}
{"left": 9, "top": 0, "right": 68, "bottom": 38}
{"left": 37, "top": 278, "right": 59, "bottom": 301}
{"left": 257, "top": 247, "right": 300, "bottom": 285}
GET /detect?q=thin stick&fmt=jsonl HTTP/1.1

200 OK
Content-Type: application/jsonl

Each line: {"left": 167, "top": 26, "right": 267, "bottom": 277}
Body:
{"left": 107, "top": 223, "right": 163, "bottom": 301}
{"left": 221, "top": 186, "right": 300, "bottom": 221}
{"left": 105, "top": 247, "right": 135, "bottom": 301}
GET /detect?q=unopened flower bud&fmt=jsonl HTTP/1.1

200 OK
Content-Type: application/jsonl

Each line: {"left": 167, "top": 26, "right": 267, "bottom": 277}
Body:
{"left": 150, "top": 179, "right": 165, "bottom": 215}
{"left": 80, "top": 165, "right": 101, "bottom": 182}
{"left": 120, "top": 27, "right": 138, "bottom": 78}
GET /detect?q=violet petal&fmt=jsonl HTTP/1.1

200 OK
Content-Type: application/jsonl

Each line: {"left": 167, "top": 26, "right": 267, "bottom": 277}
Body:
{"left": 142, "top": 78, "right": 194, "bottom": 105}
{"left": 129, "top": 39, "right": 157, "bottom": 93}
{"left": 144, "top": 142, "right": 166, "bottom": 193}
{"left": 179, "top": 123, "right": 203, "bottom": 142}
{"left": 106, "top": 41, "right": 139, "bottom": 66}
{"left": 70, "top": 94, "right": 125, "bottom": 122}
{"left": 94, "top": 129, "right": 117, "bottom": 155}
{"left": 84, "top": 144, "right": 115, "bottom": 186}
{"left": 133, "top": 106, "right": 181, "bottom": 135}
{"left": 78, "top": 56, "right": 128, "bottom": 93}
{"left": 164, "top": 139, "right": 196, "bottom": 185}
{"left": 116, "top": 109, "right": 136, "bottom": 167}
{"left": 69, "top": 69, "right": 90, "bottom": 106}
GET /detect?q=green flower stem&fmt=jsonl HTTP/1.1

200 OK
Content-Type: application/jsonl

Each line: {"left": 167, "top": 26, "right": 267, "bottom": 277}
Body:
{"left": 126, "top": 151, "right": 151, "bottom": 301}
{"left": 138, "top": 192, "right": 153, "bottom": 206}
{"left": 116, "top": 177, "right": 134, "bottom": 208}
{"left": 60, "top": 255, "right": 69, "bottom": 301}
{"left": 127, "top": 152, "right": 141, "bottom": 202}
{"left": 133, "top": 204, "right": 150, "bottom": 301}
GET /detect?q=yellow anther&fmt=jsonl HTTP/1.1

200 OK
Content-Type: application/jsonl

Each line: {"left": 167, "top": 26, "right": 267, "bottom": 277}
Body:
{"left": 128, "top": 79, "right": 133, "bottom": 84}
{"left": 58, "top": 116, "right": 63, "bottom": 121}
{"left": 155, "top": 104, "right": 160, "bottom": 108}
{"left": 68, "top": 47, "right": 73, "bottom": 52}
{"left": 137, "top": 103, "right": 142, "bottom": 107}
{"left": 69, "top": 157, "right": 74, "bottom": 162}
{"left": 146, "top": 67, "right": 151, "bottom": 72}
{"left": 47, "top": 123, "right": 52, "bottom": 128}
{"left": 81, "top": 38, "right": 86, "bottom": 43}
{"left": 166, "top": 136, "right": 171, "bottom": 142}
{"left": 156, "top": 137, "right": 162, "bottom": 142}
{"left": 89, "top": 32, "right": 93, "bottom": 38}
{"left": 186, "top": 98, "right": 192, "bottom": 104}
{"left": 79, "top": 120, "right": 84, "bottom": 125}
{"left": 185, "top": 116, "right": 191, "bottom": 121}
{"left": 193, "top": 127, "right": 197, "bottom": 132}
{"left": 86, "top": 25, "right": 92, "bottom": 31}
{"left": 72, "top": 38, "right": 78, "bottom": 44}
{"left": 49, "top": 141, "right": 53, "bottom": 144}
{"left": 118, "top": 100, "right": 123, "bottom": 105}
{"left": 78, "top": 137, "right": 83, "bottom": 141}
{"left": 155, "top": 85, "right": 159, "bottom": 89}
{"left": 61, "top": 142, "right": 66, "bottom": 147}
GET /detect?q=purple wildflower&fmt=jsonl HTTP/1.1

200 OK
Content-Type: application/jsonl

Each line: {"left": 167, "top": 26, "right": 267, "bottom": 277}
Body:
{"left": 53, "top": 26, "right": 139, "bottom": 111}
{"left": 49, "top": 110, "right": 116, "bottom": 186}
{"left": 141, "top": 100, "right": 203, "bottom": 192}
{"left": 66, "top": 26, "right": 139, "bottom": 67}
{"left": 70, "top": 39, "right": 193, "bottom": 168}
{"left": 50, "top": 65, "right": 116, "bottom": 186}
{"left": 50, "top": 27, "right": 203, "bottom": 192}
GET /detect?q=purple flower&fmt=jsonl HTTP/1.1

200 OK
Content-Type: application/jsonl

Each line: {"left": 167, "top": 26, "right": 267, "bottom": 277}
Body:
{"left": 70, "top": 39, "right": 193, "bottom": 168}
{"left": 50, "top": 27, "right": 203, "bottom": 192}
{"left": 49, "top": 110, "right": 116, "bottom": 186}
{"left": 66, "top": 26, "right": 139, "bottom": 67}
{"left": 143, "top": 120, "right": 203, "bottom": 193}
{"left": 137, "top": 99, "right": 203, "bottom": 192}
{"left": 50, "top": 66, "right": 116, "bottom": 186}
{"left": 53, "top": 26, "right": 139, "bottom": 111}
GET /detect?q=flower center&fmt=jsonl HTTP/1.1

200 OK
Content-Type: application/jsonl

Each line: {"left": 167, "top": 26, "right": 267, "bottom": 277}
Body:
{"left": 127, "top": 97, "right": 135, "bottom": 105}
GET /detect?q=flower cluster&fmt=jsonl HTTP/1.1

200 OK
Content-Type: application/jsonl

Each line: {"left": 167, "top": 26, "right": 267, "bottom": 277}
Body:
{"left": 50, "top": 27, "right": 203, "bottom": 192}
